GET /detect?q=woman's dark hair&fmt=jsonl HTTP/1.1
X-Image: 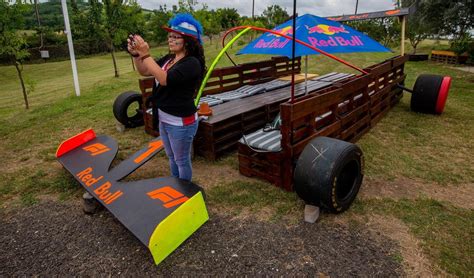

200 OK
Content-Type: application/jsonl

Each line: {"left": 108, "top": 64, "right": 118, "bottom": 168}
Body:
{"left": 183, "top": 36, "right": 206, "bottom": 80}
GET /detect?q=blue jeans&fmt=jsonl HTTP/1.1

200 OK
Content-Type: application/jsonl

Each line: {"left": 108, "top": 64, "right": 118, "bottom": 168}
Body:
{"left": 159, "top": 121, "right": 198, "bottom": 181}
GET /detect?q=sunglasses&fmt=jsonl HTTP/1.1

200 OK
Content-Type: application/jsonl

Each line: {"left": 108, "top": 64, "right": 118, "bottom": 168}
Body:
{"left": 168, "top": 34, "right": 183, "bottom": 40}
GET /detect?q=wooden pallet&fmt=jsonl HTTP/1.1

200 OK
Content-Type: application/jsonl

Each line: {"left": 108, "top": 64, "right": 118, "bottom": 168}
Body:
{"left": 431, "top": 50, "right": 468, "bottom": 64}
{"left": 238, "top": 55, "right": 409, "bottom": 191}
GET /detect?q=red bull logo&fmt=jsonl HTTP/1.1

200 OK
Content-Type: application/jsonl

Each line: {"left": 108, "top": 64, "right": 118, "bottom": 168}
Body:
{"left": 305, "top": 24, "right": 349, "bottom": 35}
{"left": 267, "top": 26, "right": 293, "bottom": 37}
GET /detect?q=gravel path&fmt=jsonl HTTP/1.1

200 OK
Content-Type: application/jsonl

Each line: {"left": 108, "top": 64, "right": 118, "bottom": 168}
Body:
{"left": 0, "top": 200, "right": 403, "bottom": 276}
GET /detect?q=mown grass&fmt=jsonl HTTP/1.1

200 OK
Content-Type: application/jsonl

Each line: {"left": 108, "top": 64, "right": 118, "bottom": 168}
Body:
{"left": 207, "top": 180, "right": 301, "bottom": 221}
{"left": 353, "top": 198, "right": 474, "bottom": 277}
{"left": 359, "top": 63, "right": 474, "bottom": 184}
{"left": 0, "top": 39, "right": 473, "bottom": 275}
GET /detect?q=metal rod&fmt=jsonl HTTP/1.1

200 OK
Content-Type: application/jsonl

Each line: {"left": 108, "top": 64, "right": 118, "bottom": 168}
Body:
{"left": 396, "top": 84, "right": 413, "bottom": 93}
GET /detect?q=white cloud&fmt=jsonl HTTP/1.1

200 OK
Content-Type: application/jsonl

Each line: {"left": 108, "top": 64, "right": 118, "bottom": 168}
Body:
{"left": 137, "top": 0, "right": 396, "bottom": 17}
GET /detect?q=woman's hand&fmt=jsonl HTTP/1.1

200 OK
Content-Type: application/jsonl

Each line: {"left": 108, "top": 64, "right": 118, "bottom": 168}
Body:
{"left": 127, "top": 37, "right": 139, "bottom": 57}
{"left": 132, "top": 35, "right": 150, "bottom": 57}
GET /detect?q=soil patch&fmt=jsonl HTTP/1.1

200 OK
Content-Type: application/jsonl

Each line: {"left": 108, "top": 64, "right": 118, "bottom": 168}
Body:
{"left": 1, "top": 199, "right": 403, "bottom": 276}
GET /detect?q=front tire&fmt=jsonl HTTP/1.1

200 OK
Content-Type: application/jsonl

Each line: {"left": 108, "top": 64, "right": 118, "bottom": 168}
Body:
{"left": 294, "top": 137, "right": 364, "bottom": 213}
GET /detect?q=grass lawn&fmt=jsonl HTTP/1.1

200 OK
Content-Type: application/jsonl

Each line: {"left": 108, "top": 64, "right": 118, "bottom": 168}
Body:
{"left": 0, "top": 40, "right": 472, "bottom": 276}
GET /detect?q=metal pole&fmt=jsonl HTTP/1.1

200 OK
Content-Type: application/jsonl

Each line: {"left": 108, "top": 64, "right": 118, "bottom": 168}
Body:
{"left": 290, "top": 0, "right": 297, "bottom": 103}
{"left": 355, "top": 0, "right": 359, "bottom": 14}
{"left": 252, "top": 0, "right": 255, "bottom": 19}
{"left": 61, "top": 0, "right": 80, "bottom": 96}
{"left": 304, "top": 55, "right": 308, "bottom": 95}
{"left": 400, "top": 15, "right": 406, "bottom": 56}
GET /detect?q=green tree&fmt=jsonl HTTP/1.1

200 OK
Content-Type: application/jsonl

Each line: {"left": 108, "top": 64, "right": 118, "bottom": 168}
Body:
{"left": 239, "top": 17, "right": 266, "bottom": 42}
{"left": 147, "top": 5, "right": 172, "bottom": 44}
{"left": 348, "top": 18, "right": 399, "bottom": 47}
{"left": 0, "top": 0, "right": 31, "bottom": 109}
{"left": 103, "top": 0, "right": 144, "bottom": 77}
{"left": 400, "top": 0, "right": 430, "bottom": 53}
{"left": 24, "top": 0, "right": 67, "bottom": 32}
{"left": 85, "top": 0, "right": 106, "bottom": 53}
{"left": 422, "top": 0, "right": 473, "bottom": 42}
{"left": 194, "top": 7, "right": 220, "bottom": 45}
{"left": 216, "top": 8, "right": 239, "bottom": 29}
{"left": 262, "top": 5, "right": 289, "bottom": 28}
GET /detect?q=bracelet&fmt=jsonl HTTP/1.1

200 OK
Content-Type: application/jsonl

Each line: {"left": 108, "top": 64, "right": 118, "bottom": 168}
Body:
{"left": 140, "top": 54, "right": 151, "bottom": 61}
{"left": 130, "top": 53, "right": 139, "bottom": 58}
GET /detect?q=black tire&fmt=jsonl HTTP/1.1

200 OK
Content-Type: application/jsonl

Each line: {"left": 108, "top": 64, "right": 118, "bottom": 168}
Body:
{"left": 113, "top": 91, "right": 144, "bottom": 128}
{"left": 410, "top": 74, "right": 443, "bottom": 114}
{"left": 294, "top": 137, "right": 364, "bottom": 213}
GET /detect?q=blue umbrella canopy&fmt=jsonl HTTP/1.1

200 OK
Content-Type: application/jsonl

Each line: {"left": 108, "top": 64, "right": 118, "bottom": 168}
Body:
{"left": 238, "top": 14, "right": 390, "bottom": 57}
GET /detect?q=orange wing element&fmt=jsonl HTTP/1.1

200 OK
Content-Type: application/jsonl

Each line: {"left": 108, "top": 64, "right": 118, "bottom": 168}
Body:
{"left": 385, "top": 10, "right": 401, "bottom": 15}
{"left": 134, "top": 140, "right": 163, "bottom": 164}
{"left": 198, "top": 102, "right": 213, "bottom": 116}
{"left": 83, "top": 143, "right": 111, "bottom": 156}
{"left": 147, "top": 186, "right": 189, "bottom": 208}
{"left": 56, "top": 129, "right": 96, "bottom": 158}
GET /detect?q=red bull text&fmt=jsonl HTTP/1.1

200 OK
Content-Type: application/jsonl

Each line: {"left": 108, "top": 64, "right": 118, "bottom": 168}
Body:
{"left": 308, "top": 36, "right": 364, "bottom": 48}
{"left": 255, "top": 38, "right": 291, "bottom": 49}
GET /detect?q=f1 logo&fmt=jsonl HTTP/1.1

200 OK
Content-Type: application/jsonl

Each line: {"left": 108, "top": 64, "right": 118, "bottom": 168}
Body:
{"left": 147, "top": 186, "right": 189, "bottom": 208}
{"left": 83, "top": 143, "right": 111, "bottom": 156}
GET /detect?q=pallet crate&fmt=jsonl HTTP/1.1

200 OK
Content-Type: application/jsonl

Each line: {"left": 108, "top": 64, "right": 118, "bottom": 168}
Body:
{"left": 238, "top": 55, "right": 408, "bottom": 191}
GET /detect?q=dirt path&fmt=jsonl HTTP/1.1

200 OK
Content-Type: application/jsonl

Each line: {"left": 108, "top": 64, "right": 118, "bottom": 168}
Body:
{"left": 360, "top": 177, "right": 474, "bottom": 210}
{"left": 0, "top": 199, "right": 402, "bottom": 276}
{"left": 360, "top": 214, "right": 449, "bottom": 277}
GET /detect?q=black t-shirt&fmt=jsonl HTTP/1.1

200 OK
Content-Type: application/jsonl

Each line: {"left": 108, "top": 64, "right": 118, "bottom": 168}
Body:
{"left": 153, "top": 54, "right": 202, "bottom": 117}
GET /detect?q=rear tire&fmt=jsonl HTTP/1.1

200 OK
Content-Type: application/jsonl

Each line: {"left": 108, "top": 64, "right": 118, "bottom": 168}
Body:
{"left": 113, "top": 91, "right": 144, "bottom": 128}
{"left": 411, "top": 74, "right": 451, "bottom": 114}
{"left": 294, "top": 137, "right": 364, "bottom": 213}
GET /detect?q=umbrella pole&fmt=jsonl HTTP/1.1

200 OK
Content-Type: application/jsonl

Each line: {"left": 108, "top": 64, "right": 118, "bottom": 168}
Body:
{"left": 304, "top": 55, "right": 308, "bottom": 95}
{"left": 290, "top": 0, "right": 297, "bottom": 103}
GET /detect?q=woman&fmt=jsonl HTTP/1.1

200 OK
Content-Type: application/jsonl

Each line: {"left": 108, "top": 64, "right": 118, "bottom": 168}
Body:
{"left": 128, "top": 13, "right": 206, "bottom": 181}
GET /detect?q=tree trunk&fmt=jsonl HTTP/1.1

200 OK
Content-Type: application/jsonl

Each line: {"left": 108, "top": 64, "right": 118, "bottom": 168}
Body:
{"left": 111, "top": 44, "right": 119, "bottom": 77}
{"left": 14, "top": 60, "right": 29, "bottom": 109}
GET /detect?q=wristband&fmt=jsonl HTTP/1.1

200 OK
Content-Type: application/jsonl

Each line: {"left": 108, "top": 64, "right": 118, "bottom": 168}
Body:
{"left": 140, "top": 54, "right": 151, "bottom": 61}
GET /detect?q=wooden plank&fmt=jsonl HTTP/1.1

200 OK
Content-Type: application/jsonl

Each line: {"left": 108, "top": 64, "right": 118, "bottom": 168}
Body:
{"left": 335, "top": 74, "right": 371, "bottom": 95}
{"left": 340, "top": 102, "right": 370, "bottom": 126}
{"left": 292, "top": 120, "right": 341, "bottom": 156}
{"left": 340, "top": 114, "right": 371, "bottom": 139}
{"left": 289, "top": 89, "right": 343, "bottom": 121}
{"left": 391, "top": 55, "right": 409, "bottom": 67}
{"left": 365, "top": 61, "right": 392, "bottom": 76}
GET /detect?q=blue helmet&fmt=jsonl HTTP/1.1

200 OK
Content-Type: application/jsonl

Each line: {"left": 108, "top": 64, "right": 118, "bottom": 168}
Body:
{"left": 162, "top": 13, "right": 204, "bottom": 44}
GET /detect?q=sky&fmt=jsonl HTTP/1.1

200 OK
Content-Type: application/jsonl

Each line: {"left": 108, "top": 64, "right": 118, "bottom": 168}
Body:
{"left": 136, "top": 0, "right": 397, "bottom": 17}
